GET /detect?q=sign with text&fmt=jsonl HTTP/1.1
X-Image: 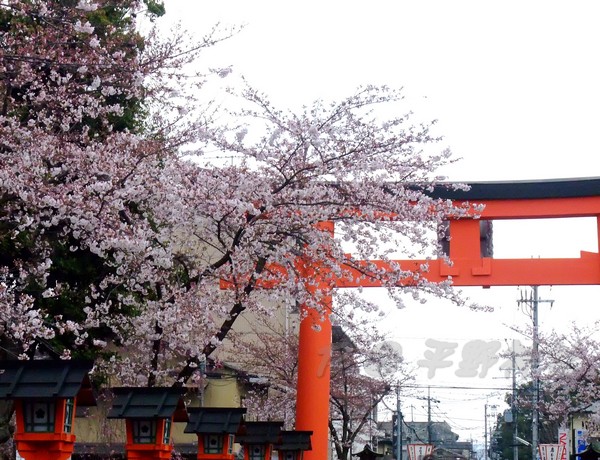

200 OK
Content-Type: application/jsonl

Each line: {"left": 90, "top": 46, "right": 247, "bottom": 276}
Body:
{"left": 408, "top": 444, "right": 434, "bottom": 460}
{"left": 539, "top": 444, "right": 565, "bottom": 460}
{"left": 575, "top": 429, "right": 587, "bottom": 455}
{"left": 558, "top": 428, "right": 568, "bottom": 460}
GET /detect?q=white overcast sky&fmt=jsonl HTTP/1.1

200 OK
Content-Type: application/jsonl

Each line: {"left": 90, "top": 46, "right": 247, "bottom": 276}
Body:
{"left": 160, "top": 0, "right": 600, "bottom": 444}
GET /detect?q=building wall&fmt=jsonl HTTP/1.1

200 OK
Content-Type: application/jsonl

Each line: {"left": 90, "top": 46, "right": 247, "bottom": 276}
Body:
{"left": 73, "top": 371, "right": 244, "bottom": 449}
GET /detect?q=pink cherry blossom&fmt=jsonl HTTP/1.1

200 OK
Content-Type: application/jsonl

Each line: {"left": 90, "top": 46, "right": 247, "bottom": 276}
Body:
{"left": 1, "top": 0, "right": 469, "bottom": 392}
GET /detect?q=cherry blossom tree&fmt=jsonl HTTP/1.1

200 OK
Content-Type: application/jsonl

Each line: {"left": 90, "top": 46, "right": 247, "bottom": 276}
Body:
{"left": 535, "top": 322, "right": 600, "bottom": 425}
{"left": 221, "top": 301, "right": 412, "bottom": 460}
{"left": 491, "top": 385, "right": 561, "bottom": 460}
{"left": 499, "top": 320, "right": 600, "bottom": 447}
{"left": 1, "top": 0, "right": 472, "bottom": 397}
{"left": 220, "top": 308, "right": 300, "bottom": 425}
{"left": 0, "top": 0, "right": 234, "bottom": 383}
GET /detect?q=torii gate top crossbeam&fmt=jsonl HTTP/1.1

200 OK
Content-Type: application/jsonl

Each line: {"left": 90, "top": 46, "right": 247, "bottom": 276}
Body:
{"left": 428, "top": 176, "right": 600, "bottom": 219}
{"left": 337, "top": 177, "right": 600, "bottom": 288}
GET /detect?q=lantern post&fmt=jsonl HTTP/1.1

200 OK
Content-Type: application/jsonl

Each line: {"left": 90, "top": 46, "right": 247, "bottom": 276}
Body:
{"left": 107, "top": 387, "right": 188, "bottom": 460}
{"left": 183, "top": 407, "right": 246, "bottom": 459}
{"left": 274, "top": 430, "right": 313, "bottom": 460}
{"left": 235, "top": 421, "right": 284, "bottom": 460}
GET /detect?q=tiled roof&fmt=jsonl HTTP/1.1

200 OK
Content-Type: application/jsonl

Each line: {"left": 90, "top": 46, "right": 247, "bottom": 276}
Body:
{"left": 426, "top": 177, "right": 600, "bottom": 200}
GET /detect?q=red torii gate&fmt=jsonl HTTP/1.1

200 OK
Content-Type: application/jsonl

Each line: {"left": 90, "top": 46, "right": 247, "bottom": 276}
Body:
{"left": 295, "top": 177, "right": 600, "bottom": 460}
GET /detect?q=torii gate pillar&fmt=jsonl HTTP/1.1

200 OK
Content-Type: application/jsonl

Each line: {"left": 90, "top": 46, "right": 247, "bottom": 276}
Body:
{"left": 295, "top": 222, "right": 334, "bottom": 459}
{"left": 296, "top": 294, "right": 333, "bottom": 459}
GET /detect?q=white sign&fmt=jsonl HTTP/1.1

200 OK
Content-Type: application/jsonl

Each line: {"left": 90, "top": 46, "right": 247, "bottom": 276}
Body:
{"left": 558, "top": 428, "right": 569, "bottom": 460}
{"left": 539, "top": 444, "right": 565, "bottom": 460}
{"left": 408, "top": 443, "right": 434, "bottom": 460}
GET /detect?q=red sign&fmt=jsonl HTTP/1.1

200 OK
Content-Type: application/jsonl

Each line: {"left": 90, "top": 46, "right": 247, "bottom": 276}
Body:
{"left": 558, "top": 429, "right": 568, "bottom": 460}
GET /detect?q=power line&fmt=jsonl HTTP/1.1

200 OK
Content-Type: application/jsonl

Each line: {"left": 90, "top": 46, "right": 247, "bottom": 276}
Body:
{"left": 402, "top": 384, "right": 512, "bottom": 391}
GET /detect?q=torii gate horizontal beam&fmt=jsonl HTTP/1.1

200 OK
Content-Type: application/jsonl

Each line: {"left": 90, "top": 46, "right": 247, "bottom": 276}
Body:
{"left": 337, "top": 253, "right": 600, "bottom": 287}
{"left": 340, "top": 178, "right": 600, "bottom": 287}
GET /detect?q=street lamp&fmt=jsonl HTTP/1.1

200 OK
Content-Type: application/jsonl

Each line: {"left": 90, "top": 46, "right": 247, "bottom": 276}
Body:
{"left": 0, "top": 360, "right": 95, "bottom": 460}
{"left": 484, "top": 404, "right": 497, "bottom": 460}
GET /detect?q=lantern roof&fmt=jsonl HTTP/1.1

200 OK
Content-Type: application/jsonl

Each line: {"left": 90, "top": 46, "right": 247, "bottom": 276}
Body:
{"left": 236, "top": 421, "right": 284, "bottom": 445}
{"left": 354, "top": 444, "right": 384, "bottom": 459}
{"left": 107, "top": 387, "right": 188, "bottom": 422}
{"left": 274, "top": 430, "right": 313, "bottom": 452}
{"left": 0, "top": 360, "right": 95, "bottom": 405}
{"left": 184, "top": 407, "right": 246, "bottom": 434}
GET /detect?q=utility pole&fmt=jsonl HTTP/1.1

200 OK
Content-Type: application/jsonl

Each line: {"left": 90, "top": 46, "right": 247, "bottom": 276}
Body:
{"left": 427, "top": 386, "right": 432, "bottom": 444}
{"left": 532, "top": 286, "right": 539, "bottom": 460}
{"left": 485, "top": 404, "right": 489, "bottom": 460}
{"left": 518, "top": 287, "right": 554, "bottom": 460}
{"left": 485, "top": 403, "right": 497, "bottom": 460}
{"left": 512, "top": 341, "right": 519, "bottom": 460}
{"left": 396, "top": 384, "right": 403, "bottom": 460}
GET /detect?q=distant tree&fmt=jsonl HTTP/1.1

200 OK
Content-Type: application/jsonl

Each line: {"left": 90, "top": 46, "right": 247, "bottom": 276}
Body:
{"left": 489, "top": 319, "right": 600, "bottom": 460}
{"left": 328, "top": 330, "right": 398, "bottom": 460}
{"left": 224, "top": 302, "right": 411, "bottom": 460}
{"left": 491, "top": 382, "right": 563, "bottom": 460}
{"left": 221, "top": 309, "right": 299, "bottom": 425}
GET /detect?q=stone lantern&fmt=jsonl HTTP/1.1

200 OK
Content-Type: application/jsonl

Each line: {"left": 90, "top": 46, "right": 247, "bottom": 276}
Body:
{"left": 107, "top": 387, "right": 188, "bottom": 460}
{"left": 0, "top": 360, "right": 95, "bottom": 460}
{"left": 274, "top": 430, "right": 313, "bottom": 460}
{"left": 183, "top": 407, "right": 246, "bottom": 459}
{"left": 235, "top": 421, "right": 284, "bottom": 460}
